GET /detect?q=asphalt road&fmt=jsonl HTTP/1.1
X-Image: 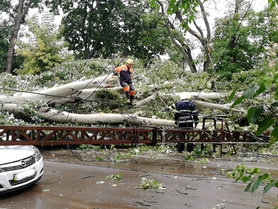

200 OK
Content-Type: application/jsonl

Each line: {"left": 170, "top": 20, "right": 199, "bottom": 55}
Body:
{"left": 0, "top": 150, "right": 277, "bottom": 209}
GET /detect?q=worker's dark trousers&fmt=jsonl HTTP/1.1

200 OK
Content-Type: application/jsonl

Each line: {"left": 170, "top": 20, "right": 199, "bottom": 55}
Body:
{"left": 177, "top": 125, "right": 194, "bottom": 153}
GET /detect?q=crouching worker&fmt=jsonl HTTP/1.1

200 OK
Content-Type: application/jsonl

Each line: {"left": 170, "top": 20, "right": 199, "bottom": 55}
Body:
{"left": 113, "top": 59, "right": 135, "bottom": 105}
{"left": 174, "top": 96, "right": 199, "bottom": 153}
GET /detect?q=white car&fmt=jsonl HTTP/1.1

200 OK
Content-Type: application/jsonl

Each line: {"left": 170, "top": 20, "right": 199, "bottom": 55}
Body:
{"left": 0, "top": 145, "right": 44, "bottom": 194}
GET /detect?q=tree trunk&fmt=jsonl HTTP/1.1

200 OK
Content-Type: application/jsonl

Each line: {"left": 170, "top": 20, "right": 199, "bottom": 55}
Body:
{"left": 1, "top": 74, "right": 115, "bottom": 103}
{"left": 1, "top": 103, "right": 176, "bottom": 127}
{"left": 5, "top": 0, "right": 32, "bottom": 73}
{"left": 158, "top": 0, "right": 212, "bottom": 73}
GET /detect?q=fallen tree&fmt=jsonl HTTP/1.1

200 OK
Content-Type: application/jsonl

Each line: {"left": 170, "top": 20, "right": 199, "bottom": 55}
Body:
{"left": 2, "top": 103, "right": 175, "bottom": 127}
{"left": 0, "top": 73, "right": 246, "bottom": 127}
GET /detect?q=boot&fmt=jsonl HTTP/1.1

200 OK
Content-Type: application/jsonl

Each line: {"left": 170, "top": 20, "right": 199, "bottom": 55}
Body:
{"left": 125, "top": 92, "right": 131, "bottom": 104}
{"left": 187, "top": 143, "right": 194, "bottom": 152}
{"left": 177, "top": 143, "right": 185, "bottom": 153}
{"left": 130, "top": 96, "right": 134, "bottom": 105}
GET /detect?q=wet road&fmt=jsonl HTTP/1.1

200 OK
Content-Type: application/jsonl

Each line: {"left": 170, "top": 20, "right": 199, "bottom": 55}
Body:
{"left": 1, "top": 150, "right": 278, "bottom": 209}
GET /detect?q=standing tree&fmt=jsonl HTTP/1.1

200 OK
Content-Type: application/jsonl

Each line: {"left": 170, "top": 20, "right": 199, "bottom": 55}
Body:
{"left": 151, "top": 0, "right": 211, "bottom": 73}
{"left": 5, "top": 0, "right": 44, "bottom": 74}
{"left": 16, "top": 15, "right": 73, "bottom": 75}
{"left": 0, "top": 20, "right": 11, "bottom": 72}
{"left": 60, "top": 0, "right": 127, "bottom": 59}
{"left": 0, "top": 1, "right": 11, "bottom": 72}
{"left": 212, "top": 0, "right": 270, "bottom": 80}
{"left": 45, "top": 0, "right": 171, "bottom": 63}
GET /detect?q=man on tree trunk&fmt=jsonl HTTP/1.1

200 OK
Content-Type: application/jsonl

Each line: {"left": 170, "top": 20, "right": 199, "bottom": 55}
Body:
{"left": 113, "top": 59, "right": 136, "bottom": 105}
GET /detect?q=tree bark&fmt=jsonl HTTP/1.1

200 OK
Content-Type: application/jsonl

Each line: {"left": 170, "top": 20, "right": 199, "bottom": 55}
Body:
{"left": 157, "top": 0, "right": 212, "bottom": 73}
{"left": 194, "top": 100, "right": 246, "bottom": 113}
{"left": 1, "top": 103, "right": 176, "bottom": 127}
{"left": 174, "top": 0, "right": 212, "bottom": 72}
{"left": 1, "top": 74, "right": 115, "bottom": 103}
{"left": 6, "top": 0, "right": 30, "bottom": 74}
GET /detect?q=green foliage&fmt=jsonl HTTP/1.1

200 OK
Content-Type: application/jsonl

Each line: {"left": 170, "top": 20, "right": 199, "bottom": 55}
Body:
{"left": 183, "top": 152, "right": 197, "bottom": 161}
{"left": 136, "top": 177, "right": 164, "bottom": 190}
{"left": 0, "top": 18, "right": 24, "bottom": 73}
{"left": 138, "top": 59, "right": 211, "bottom": 95}
{"left": 95, "top": 90, "right": 122, "bottom": 110}
{"left": 0, "top": 53, "right": 276, "bottom": 140}
{"left": 227, "top": 164, "right": 278, "bottom": 195}
{"left": 269, "top": 0, "right": 278, "bottom": 8}
{"left": 231, "top": 84, "right": 266, "bottom": 108}
{"left": 59, "top": 0, "right": 125, "bottom": 59}
{"left": 0, "top": 0, "right": 11, "bottom": 11}
{"left": 150, "top": 0, "right": 199, "bottom": 26}
{"left": 105, "top": 173, "right": 123, "bottom": 181}
{"left": 182, "top": 144, "right": 222, "bottom": 160}
{"left": 78, "top": 144, "right": 101, "bottom": 151}
{"left": 16, "top": 17, "right": 73, "bottom": 75}
{"left": 132, "top": 11, "right": 171, "bottom": 63}
{"left": 95, "top": 155, "right": 104, "bottom": 161}
{"left": 229, "top": 59, "right": 278, "bottom": 143}
{"left": 54, "top": 0, "right": 169, "bottom": 62}
{"left": 0, "top": 21, "right": 10, "bottom": 73}
{"left": 212, "top": 7, "right": 271, "bottom": 80}
{"left": 110, "top": 152, "right": 132, "bottom": 162}
{"left": 0, "top": 0, "right": 44, "bottom": 74}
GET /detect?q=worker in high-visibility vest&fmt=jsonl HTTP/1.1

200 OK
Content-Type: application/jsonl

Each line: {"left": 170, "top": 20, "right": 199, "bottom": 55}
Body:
{"left": 113, "top": 59, "right": 135, "bottom": 104}
{"left": 174, "top": 96, "right": 199, "bottom": 153}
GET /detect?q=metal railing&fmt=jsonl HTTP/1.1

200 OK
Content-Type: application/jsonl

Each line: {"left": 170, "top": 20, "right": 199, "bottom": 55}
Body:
{"left": 0, "top": 117, "right": 269, "bottom": 147}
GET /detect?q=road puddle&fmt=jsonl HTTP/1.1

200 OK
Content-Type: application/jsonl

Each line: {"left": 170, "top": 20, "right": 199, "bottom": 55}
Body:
{"left": 1, "top": 150, "right": 277, "bottom": 209}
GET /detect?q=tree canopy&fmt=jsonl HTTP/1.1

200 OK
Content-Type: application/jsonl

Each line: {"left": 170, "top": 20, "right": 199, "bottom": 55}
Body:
{"left": 212, "top": 4, "right": 273, "bottom": 80}
{"left": 16, "top": 16, "right": 72, "bottom": 74}
{"left": 46, "top": 0, "right": 170, "bottom": 63}
{"left": 0, "top": 0, "right": 276, "bottom": 142}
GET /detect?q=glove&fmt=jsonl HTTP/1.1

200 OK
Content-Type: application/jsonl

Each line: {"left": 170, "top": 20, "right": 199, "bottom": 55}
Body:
{"left": 162, "top": 107, "right": 170, "bottom": 112}
{"left": 113, "top": 70, "right": 118, "bottom": 76}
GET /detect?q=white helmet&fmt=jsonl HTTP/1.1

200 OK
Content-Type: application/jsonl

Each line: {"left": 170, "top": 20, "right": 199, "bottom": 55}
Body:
{"left": 126, "top": 59, "right": 134, "bottom": 65}
{"left": 183, "top": 95, "right": 192, "bottom": 100}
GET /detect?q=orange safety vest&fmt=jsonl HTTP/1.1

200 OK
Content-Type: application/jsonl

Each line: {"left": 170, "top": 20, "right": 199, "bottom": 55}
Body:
{"left": 114, "top": 65, "right": 133, "bottom": 83}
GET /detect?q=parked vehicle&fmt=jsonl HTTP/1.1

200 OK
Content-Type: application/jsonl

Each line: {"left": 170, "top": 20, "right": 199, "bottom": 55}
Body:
{"left": 0, "top": 145, "right": 44, "bottom": 194}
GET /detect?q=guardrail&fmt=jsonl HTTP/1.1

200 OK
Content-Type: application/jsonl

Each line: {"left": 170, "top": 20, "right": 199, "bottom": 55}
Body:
{"left": 0, "top": 118, "right": 269, "bottom": 148}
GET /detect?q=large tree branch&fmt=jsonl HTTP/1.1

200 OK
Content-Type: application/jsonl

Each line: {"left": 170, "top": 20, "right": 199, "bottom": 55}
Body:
{"left": 1, "top": 104, "right": 175, "bottom": 127}
{"left": 0, "top": 74, "right": 115, "bottom": 104}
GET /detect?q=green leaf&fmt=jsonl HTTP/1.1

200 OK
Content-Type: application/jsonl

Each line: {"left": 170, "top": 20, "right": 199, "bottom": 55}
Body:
{"left": 269, "top": 0, "right": 277, "bottom": 9}
{"left": 251, "top": 180, "right": 262, "bottom": 193}
{"left": 263, "top": 181, "right": 277, "bottom": 194}
{"left": 258, "top": 175, "right": 263, "bottom": 181}
{"left": 243, "top": 85, "right": 257, "bottom": 99}
{"left": 250, "top": 167, "right": 260, "bottom": 175}
{"left": 256, "top": 116, "right": 275, "bottom": 136}
{"left": 256, "top": 84, "right": 266, "bottom": 96}
{"left": 231, "top": 97, "right": 244, "bottom": 108}
{"left": 247, "top": 106, "right": 263, "bottom": 124}
{"left": 270, "top": 126, "right": 278, "bottom": 143}
{"left": 228, "top": 89, "right": 237, "bottom": 102}
{"left": 235, "top": 176, "right": 241, "bottom": 182}
{"left": 262, "top": 173, "right": 269, "bottom": 180}
{"left": 244, "top": 182, "right": 252, "bottom": 192}
{"left": 241, "top": 175, "right": 251, "bottom": 183}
